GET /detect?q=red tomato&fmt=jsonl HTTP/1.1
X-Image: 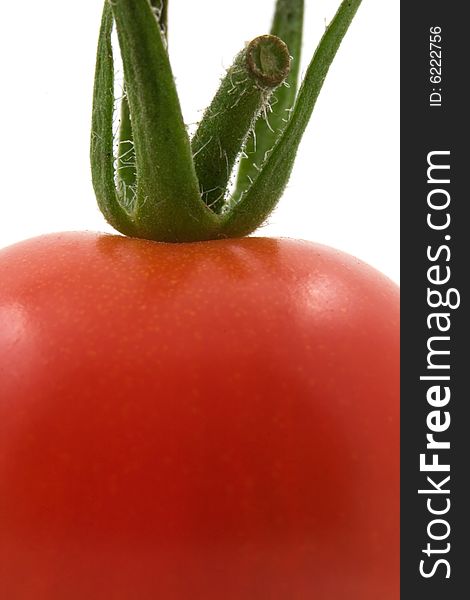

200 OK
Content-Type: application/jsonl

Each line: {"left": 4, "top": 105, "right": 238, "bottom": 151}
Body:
{"left": 0, "top": 232, "right": 399, "bottom": 599}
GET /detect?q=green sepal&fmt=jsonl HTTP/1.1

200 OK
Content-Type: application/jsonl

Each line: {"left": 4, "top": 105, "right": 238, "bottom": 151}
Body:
{"left": 111, "top": 0, "right": 221, "bottom": 242}
{"left": 90, "top": 3, "right": 135, "bottom": 236}
{"left": 115, "top": 1, "right": 168, "bottom": 214}
{"left": 150, "top": 0, "right": 169, "bottom": 39}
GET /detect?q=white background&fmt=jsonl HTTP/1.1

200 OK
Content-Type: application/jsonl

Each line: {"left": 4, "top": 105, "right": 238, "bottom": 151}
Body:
{"left": 0, "top": 0, "right": 399, "bottom": 282}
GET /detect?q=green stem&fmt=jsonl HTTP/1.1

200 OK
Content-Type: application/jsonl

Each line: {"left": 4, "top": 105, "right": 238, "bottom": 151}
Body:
{"left": 192, "top": 35, "right": 290, "bottom": 214}
{"left": 233, "top": 0, "right": 304, "bottom": 203}
{"left": 221, "top": 0, "right": 362, "bottom": 237}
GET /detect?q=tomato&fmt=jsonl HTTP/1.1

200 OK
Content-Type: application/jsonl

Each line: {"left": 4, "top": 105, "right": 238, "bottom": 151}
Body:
{"left": 0, "top": 232, "right": 399, "bottom": 599}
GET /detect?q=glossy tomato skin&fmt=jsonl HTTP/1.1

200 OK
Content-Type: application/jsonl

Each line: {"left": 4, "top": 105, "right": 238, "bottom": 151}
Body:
{"left": 0, "top": 233, "right": 399, "bottom": 600}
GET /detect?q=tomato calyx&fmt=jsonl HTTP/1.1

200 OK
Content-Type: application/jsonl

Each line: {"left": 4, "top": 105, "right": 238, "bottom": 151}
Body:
{"left": 90, "top": 0, "right": 362, "bottom": 243}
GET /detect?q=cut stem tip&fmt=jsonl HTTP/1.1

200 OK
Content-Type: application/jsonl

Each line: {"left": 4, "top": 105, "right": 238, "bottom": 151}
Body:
{"left": 246, "top": 35, "right": 291, "bottom": 88}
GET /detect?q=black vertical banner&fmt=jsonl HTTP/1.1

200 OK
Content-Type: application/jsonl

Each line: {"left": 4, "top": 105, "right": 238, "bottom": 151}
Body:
{"left": 401, "top": 2, "right": 468, "bottom": 598}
